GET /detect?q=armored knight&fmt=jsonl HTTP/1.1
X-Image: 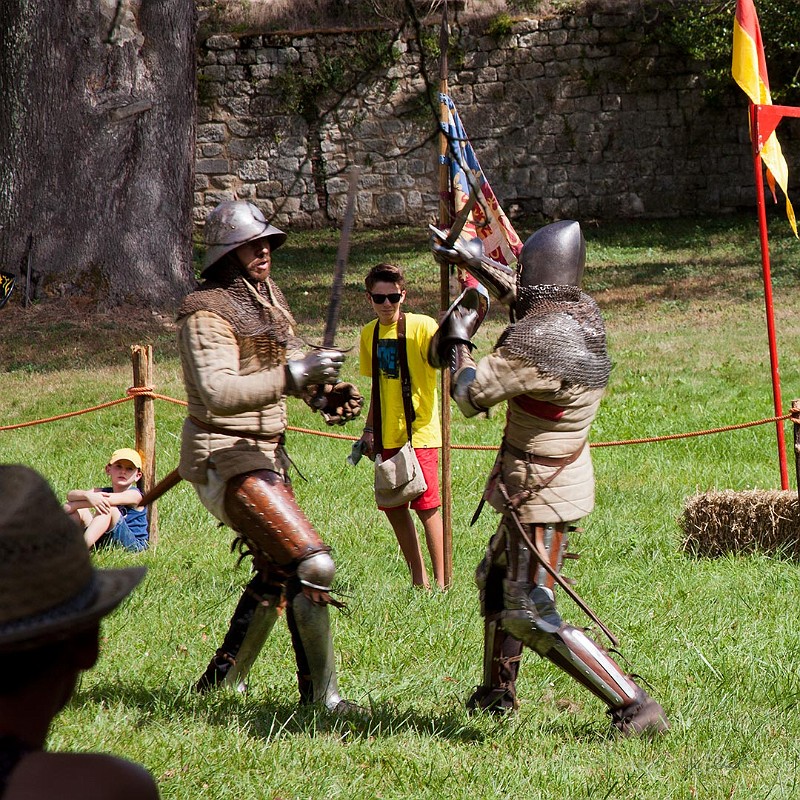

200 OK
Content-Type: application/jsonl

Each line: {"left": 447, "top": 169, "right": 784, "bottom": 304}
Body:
{"left": 431, "top": 220, "right": 668, "bottom": 735}
{"left": 177, "top": 200, "right": 363, "bottom": 712}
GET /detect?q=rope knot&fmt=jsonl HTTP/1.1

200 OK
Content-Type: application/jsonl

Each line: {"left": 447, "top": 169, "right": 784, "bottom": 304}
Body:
{"left": 127, "top": 385, "right": 155, "bottom": 397}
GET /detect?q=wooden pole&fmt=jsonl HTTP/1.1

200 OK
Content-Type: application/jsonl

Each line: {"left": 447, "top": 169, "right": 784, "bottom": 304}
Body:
{"left": 792, "top": 400, "right": 800, "bottom": 504}
{"left": 438, "top": 1, "right": 454, "bottom": 588}
{"left": 750, "top": 103, "right": 789, "bottom": 489}
{"left": 131, "top": 344, "right": 158, "bottom": 547}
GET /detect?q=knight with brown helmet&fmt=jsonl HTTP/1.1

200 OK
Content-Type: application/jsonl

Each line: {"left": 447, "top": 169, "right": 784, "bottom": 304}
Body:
{"left": 431, "top": 220, "right": 669, "bottom": 735}
{"left": 177, "top": 199, "right": 363, "bottom": 712}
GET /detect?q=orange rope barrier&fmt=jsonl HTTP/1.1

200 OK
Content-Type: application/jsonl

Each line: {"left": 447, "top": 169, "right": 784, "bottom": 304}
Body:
{"left": 0, "top": 385, "right": 791, "bottom": 450}
{"left": 589, "top": 413, "right": 791, "bottom": 448}
{"left": 0, "top": 396, "right": 133, "bottom": 431}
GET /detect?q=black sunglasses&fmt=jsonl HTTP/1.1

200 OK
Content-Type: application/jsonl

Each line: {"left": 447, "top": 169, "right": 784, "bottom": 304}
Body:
{"left": 369, "top": 292, "right": 402, "bottom": 304}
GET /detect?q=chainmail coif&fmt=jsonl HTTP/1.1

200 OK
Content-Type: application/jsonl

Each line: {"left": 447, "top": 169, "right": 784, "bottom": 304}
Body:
{"left": 498, "top": 284, "right": 611, "bottom": 389}
{"left": 177, "top": 257, "right": 303, "bottom": 363}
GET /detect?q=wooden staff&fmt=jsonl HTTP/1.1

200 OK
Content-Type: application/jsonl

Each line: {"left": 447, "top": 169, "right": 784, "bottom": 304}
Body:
{"left": 131, "top": 345, "right": 159, "bottom": 546}
{"left": 438, "top": 1, "right": 454, "bottom": 588}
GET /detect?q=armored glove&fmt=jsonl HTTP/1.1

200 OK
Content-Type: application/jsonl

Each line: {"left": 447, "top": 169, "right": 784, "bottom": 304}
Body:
{"left": 430, "top": 228, "right": 516, "bottom": 305}
{"left": 285, "top": 349, "right": 345, "bottom": 396}
{"left": 315, "top": 382, "right": 363, "bottom": 426}
{"left": 430, "top": 232, "right": 484, "bottom": 269}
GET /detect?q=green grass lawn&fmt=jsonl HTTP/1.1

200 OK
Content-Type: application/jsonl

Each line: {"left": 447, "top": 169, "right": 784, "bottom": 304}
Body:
{"left": 3, "top": 211, "right": 800, "bottom": 799}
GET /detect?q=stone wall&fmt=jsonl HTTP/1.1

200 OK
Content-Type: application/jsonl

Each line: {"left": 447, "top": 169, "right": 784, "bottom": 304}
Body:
{"left": 194, "top": 9, "right": 799, "bottom": 231}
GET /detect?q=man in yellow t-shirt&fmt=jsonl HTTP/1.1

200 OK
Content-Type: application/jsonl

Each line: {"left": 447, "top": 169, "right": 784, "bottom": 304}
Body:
{"left": 357, "top": 263, "right": 444, "bottom": 589}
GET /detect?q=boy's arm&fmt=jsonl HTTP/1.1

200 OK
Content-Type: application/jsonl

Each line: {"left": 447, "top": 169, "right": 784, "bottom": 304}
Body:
{"left": 359, "top": 395, "right": 376, "bottom": 457}
{"left": 104, "top": 488, "right": 145, "bottom": 508}
{"left": 65, "top": 489, "right": 112, "bottom": 514}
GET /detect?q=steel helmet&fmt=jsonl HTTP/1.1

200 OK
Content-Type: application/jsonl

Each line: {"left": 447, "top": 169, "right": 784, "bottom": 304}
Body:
{"left": 201, "top": 200, "right": 287, "bottom": 277}
{"left": 517, "top": 220, "right": 585, "bottom": 288}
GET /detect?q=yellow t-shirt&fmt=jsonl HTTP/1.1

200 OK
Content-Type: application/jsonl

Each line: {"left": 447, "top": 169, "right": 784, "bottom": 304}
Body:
{"left": 359, "top": 313, "right": 441, "bottom": 448}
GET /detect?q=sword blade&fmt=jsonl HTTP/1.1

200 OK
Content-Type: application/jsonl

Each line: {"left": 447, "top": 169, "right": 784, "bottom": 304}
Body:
{"left": 323, "top": 165, "right": 361, "bottom": 348}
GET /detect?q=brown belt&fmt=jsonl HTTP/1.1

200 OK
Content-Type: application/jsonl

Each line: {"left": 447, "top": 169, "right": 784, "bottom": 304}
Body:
{"left": 503, "top": 440, "right": 585, "bottom": 468}
{"left": 189, "top": 415, "right": 285, "bottom": 444}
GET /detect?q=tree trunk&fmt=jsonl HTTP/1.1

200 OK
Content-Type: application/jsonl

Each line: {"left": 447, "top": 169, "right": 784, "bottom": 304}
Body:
{"left": 0, "top": 0, "right": 197, "bottom": 309}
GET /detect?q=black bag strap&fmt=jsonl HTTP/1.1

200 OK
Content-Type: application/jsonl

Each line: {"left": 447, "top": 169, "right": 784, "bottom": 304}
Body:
{"left": 371, "top": 313, "right": 415, "bottom": 453}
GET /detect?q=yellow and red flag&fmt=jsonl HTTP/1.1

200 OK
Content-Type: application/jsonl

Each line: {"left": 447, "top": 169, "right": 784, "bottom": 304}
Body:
{"left": 732, "top": 0, "right": 797, "bottom": 235}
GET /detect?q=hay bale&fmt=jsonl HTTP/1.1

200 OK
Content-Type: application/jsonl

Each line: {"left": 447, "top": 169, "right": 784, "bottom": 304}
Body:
{"left": 680, "top": 490, "right": 800, "bottom": 559}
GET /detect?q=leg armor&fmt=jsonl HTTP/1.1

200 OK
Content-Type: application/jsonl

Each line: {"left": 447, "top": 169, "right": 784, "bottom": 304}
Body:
{"left": 197, "top": 470, "right": 348, "bottom": 702}
{"left": 467, "top": 531, "right": 523, "bottom": 714}
{"left": 194, "top": 572, "right": 281, "bottom": 692}
{"left": 224, "top": 469, "right": 338, "bottom": 604}
{"left": 224, "top": 469, "right": 331, "bottom": 567}
{"left": 499, "top": 519, "right": 668, "bottom": 734}
{"left": 285, "top": 576, "right": 353, "bottom": 713}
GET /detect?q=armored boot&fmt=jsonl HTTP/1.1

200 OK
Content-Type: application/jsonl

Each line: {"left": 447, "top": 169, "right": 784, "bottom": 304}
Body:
{"left": 543, "top": 623, "right": 669, "bottom": 736}
{"left": 466, "top": 619, "right": 523, "bottom": 715}
{"left": 287, "top": 591, "right": 363, "bottom": 715}
{"left": 194, "top": 574, "right": 280, "bottom": 693}
{"left": 609, "top": 687, "right": 670, "bottom": 737}
{"left": 498, "top": 522, "right": 668, "bottom": 736}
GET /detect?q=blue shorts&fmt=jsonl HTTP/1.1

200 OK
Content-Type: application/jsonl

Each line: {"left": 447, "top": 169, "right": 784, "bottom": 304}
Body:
{"left": 96, "top": 517, "right": 149, "bottom": 553}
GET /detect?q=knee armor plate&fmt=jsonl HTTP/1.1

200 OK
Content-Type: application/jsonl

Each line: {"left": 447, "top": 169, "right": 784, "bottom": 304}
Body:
{"left": 297, "top": 551, "right": 336, "bottom": 592}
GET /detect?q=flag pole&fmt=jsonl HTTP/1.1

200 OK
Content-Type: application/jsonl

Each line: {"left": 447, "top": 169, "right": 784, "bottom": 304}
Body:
{"left": 438, "top": 1, "right": 454, "bottom": 587}
{"left": 750, "top": 102, "right": 789, "bottom": 489}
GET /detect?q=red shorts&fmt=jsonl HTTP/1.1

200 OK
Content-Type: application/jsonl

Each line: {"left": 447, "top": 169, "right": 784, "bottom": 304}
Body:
{"left": 378, "top": 446, "right": 441, "bottom": 512}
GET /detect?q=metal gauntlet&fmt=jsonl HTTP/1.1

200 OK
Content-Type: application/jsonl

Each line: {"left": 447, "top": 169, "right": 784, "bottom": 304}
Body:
{"left": 285, "top": 349, "right": 345, "bottom": 396}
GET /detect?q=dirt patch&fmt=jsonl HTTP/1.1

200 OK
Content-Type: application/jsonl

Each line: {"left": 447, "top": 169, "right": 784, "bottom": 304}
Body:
{"left": 1, "top": 297, "right": 179, "bottom": 373}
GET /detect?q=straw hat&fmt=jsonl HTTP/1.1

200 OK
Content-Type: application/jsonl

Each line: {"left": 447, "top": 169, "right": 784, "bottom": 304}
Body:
{"left": 0, "top": 465, "right": 145, "bottom": 650}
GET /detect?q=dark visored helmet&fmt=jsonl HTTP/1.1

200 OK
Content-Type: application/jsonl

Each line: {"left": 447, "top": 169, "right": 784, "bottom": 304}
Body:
{"left": 201, "top": 200, "right": 287, "bottom": 277}
{"left": 517, "top": 220, "right": 586, "bottom": 289}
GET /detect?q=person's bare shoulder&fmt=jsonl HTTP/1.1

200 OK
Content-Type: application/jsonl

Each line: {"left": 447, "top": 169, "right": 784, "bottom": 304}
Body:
{"left": 5, "top": 751, "right": 159, "bottom": 800}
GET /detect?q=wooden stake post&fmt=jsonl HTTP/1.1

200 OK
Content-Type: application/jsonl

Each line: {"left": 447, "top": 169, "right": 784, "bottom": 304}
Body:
{"left": 438, "top": 3, "right": 454, "bottom": 588}
{"left": 792, "top": 399, "right": 800, "bottom": 504}
{"left": 131, "top": 345, "right": 158, "bottom": 546}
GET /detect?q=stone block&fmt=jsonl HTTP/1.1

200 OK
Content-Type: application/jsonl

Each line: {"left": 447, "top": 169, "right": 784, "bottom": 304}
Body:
{"left": 228, "top": 139, "right": 257, "bottom": 160}
{"left": 238, "top": 160, "right": 270, "bottom": 180}
{"left": 205, "top": 35, "right": 238, "bottom": 50}
{"left": 210, "top": 175, "right": 236, "bottom": 189}
{"left": 196, "top": 158, "right": 230, "bottom": 175}
{"left": 376, "top": 192, "right": 406, "bottom": 215}
{"left": 197, "top": 123, "right": 227, "bottom": 143}
{"left": 199, "top": 65, "right": 226, "bottom": 81}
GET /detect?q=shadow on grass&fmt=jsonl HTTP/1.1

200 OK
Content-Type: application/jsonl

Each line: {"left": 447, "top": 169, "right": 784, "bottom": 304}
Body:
{"left": 7, "top": 213, "right": 795, "bottom": 372}
{"left": 79, "top": 675, "right": 633, "bottom": 744}
{"left": 78, "top": 678, "right": 490, "bottom": 743}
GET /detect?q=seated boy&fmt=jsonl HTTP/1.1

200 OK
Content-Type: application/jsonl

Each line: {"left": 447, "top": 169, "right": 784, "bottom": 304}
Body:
{"left": 63, "top": 448, "right": 149, "bottom": 552}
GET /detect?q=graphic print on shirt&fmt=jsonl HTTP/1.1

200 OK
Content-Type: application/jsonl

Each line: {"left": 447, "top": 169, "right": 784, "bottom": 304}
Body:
{"left": 377, "top": 338, "right": 400, "bottom": 380}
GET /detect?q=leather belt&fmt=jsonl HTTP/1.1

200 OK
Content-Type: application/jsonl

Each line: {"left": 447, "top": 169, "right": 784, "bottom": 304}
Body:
{"left": 189, "top": 415, "right": 285, "bottom": 444}
{"left": 503, "top": 440, "right": 585, "bottom": 468}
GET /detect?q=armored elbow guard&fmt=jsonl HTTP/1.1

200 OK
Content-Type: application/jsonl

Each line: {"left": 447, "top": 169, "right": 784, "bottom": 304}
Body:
{"left": 451, "top": 348, "right": 486, "bottom": 418}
